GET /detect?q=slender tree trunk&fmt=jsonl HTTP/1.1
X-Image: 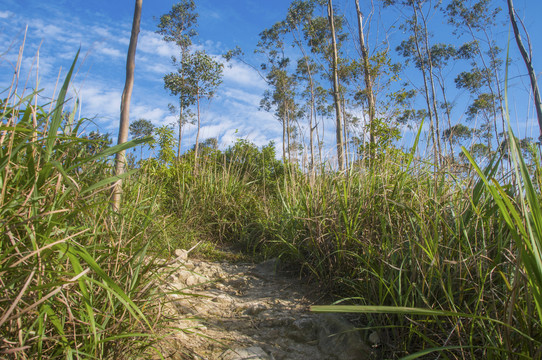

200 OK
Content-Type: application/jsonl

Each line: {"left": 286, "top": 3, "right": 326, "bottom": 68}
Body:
{"left": 486, "top": 32, "right": 505, "bottom": 153}
{"left": 177, "top": 102, "right": 184, "bottom": 158}
{"left": 292, "top": 26, "right": 316, "bottom": 170}
{"left": 439, "top": 80, "right": 455, "bottom": 164}
{"left": 410, "top": 3, "right": 437, "bottom": 166}
{"left": 328, "top": 0, "right": 345, "bottom": 171}
{"left": 341, "top": 91, "right": 349, "bottom": 166}
{"left": 317, "top": 115, "right": 323, "bottom": 166}
{"left": 297, "top": 47, "right": 316, "bottom": 171}
{"left": 507, "top": 0, "right": 542, "bottom": 141}
{"left": 286, "top": 102, "right": 292, "bottom": 164}
{"left": 177, "top": 48, "right": 188, "bottom": 160}
{"left": 112, "top": 0, "right": 142, "bottom": 212}
{"left": 355, "top": 0, "right": 376, "bottom": 155}
{"left": 463, "top": 23, "right": 502, "bottom": 154}
{"left": 309, "top": 87, "right": 315, "bottom": 171}
{"left": 282, "top": 115, "right": 287, "bottom": 164}
{"left": 194, "top": 89, "right": 201, "bottom": 165}
{"left": 416, "top": 2, "right": 442, "bottom": 165}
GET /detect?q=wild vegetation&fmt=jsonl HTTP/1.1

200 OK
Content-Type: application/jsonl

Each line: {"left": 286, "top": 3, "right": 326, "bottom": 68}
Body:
{"left": 2, "top": 0, "right": 542, "bottom": 359}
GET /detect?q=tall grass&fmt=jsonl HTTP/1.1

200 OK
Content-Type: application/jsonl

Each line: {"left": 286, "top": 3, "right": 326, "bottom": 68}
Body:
{"left": 152, "top": 132, "right": 541, "bottom": 357}
{"left": 0, "top": 50, "right": 170, "bottom": 359}
{"left": 10, "top": 40, "right": 533, "bottom": 360}
{"left": 308, "top": 53, "right": 542, "bottom": 358}
{"left": 311, "top": 149, "right": 540, "bottom": 358}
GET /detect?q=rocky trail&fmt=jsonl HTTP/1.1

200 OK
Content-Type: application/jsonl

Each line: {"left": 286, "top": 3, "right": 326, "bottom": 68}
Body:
{"left": 155, "top": 249, "right": 378, "bottom": 360}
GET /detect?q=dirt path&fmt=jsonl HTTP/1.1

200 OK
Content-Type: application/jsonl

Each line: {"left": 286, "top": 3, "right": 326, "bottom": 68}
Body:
{"left": 156, "top": 250, "right": 375, "bottom": 360}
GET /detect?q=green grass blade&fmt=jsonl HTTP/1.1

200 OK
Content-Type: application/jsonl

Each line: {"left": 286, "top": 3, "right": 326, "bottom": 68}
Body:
{"left": 45, "top": 49, "right": 80, "bottom": 162}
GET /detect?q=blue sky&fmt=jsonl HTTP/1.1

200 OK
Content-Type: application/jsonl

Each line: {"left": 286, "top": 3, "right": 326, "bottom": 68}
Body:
{"left": 0, "top": 0, "right": 297, "bottom": 152}
{"left": 1, "top": 0, "right": 542, "bottom": 160}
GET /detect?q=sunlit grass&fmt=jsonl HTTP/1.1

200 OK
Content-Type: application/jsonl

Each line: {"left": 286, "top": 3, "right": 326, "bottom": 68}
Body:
{"left": 0, "top": 49, "right": 172, "bottom": 359}
{"left": 2, "top": 35, "right": 541, "bottom": 360}
{"left": 155, "top": 124, "right": 541, "bottom": 357}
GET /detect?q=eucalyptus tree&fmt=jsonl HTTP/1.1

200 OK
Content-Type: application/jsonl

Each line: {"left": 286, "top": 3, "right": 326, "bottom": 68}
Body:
{"left": 388, "top": 0, "right": 444, "bottom": 166}
{"left": 180, "top": 50, "right": 223, "bottom": 164}
{"left": 354, "top": 0, "right": 377, "bottom": 154}
{"left": 285, "top": 0, "right": 319, "bottom": 169}
{"left": 163, "top": 59, "right": 196, "bottom": 156}
{"left": 445, "top": 0, "right": 506, "bottom": 155}
{"left": 156, "top": 0, "right": 198, "bottom": 158}
{"left": 257, "top": 21, "right": 300, "bottom": 165}
{"left": 507, "top": 0, "right": 542, "bottom": 142}
{"left": 296, "top": 0, "right": 349, "bottom": 170}
{"left": 429, "top": 43, "right": 459, "bottom": 163}
{"left": 112, "top": 0, "right": 142, "bottom": 211}
{"left": 327, "top": 0, "right": 346, "bottom": 171}
{"left": 443, "top": 122, "right": 475, "bottom": 168}
{"left": 129, "top": 118, "right": 154, "bottom": 160}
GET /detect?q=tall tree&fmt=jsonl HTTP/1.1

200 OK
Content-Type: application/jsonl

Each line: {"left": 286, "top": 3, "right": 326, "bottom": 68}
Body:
{"left": 429, "top": 43, "right": 458, "bottom": 163}
{"left": 328, "top": 0, "right": 346, "bottom": 171}
{"left": 257, "top": 21, "right": 299, "bottom": 165}
{"left": 163, "top": 58, "right": 196, "bottom": 156}
{"left": 286, "top": 0, "right": 318, "bottom": 170}
{"left": 354, "top": 0, "right": 377, "bottom": 157}
{"left": 180, "top": 50, "right": 223, "bottom": 164}
{"left": 507, "top": 0, "right": 542, "bottom": 142}
{"left": 446, "top": 0, "right": 506, "bottom": 156}
{"left": 300, "top": 2, "right": 350, "bottom": 169}
{"left": 157, "top": 1, "right": 198, "bottom": 158}
{"left": 112, "top": 0, "right": 142, "bottom": 211}
{"left": 391, "top": 0, "right": 443, "bottom": 165}
{"left": 129, "top": 118, "right": 154, "bottom": 161}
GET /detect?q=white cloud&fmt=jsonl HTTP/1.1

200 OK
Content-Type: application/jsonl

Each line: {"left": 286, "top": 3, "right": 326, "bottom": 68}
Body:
{"left": 30, "top": 20, "right": 63, "bottom": 39}
{"left": 199, "top": 122, "right": 232, "bottom": 140}
{"left": 78, "top": 83, "right": 122, "bottom": 127}
{"left": 97, "top": 46, "right": 123, "bottom": 59}
{"left": 90, "top": 25, "right": 115, "bottom": 40}
{"left": 0, "top": 4, "right": 291, "bottom": 156}
{"left": 0, "top": 10, "right": 13, "bottom": 19}
{"left": 221, "top": 87, "right": 262, "bottom": 107}
{"left": 222, "top": 60, "right": 266, "bottom": 89}
{"left": 138, "top": 30, "right": 177, "bottom": 58}
{"left": 140, "top": 60, "right": 172, "bottom": 75}
{"left": 131, "top": 104, "right": 170, "bottom": 126}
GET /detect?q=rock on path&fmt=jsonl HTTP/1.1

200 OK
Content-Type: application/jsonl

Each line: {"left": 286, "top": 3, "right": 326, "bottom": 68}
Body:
{"left": 155, "top": 249, "right": 375, "bottom": 360}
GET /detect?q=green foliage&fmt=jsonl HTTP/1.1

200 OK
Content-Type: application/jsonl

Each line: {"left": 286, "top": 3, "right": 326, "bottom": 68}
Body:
{"left": 197, "top": 137, "right": 219, "bottom": 151}
{"left": 446, "top": 0, "right": 502, "bottom": 31}
{"left": 154, "top": 124, "right": 176, "bottom": 167}
{"left": 129, "top": 118, "right": 154, "bottom": 161}
{"left": 442, "top": 123, "right": 473, "bottom": 145}
{"left": 129, "top": 118, "right": 154, "bottom": 139}
{"left": 224, "top": 139, "right": 284, "bottom": 186}
{"left": 454, "top": 70, "right": 485, "bottom": 92}
{"left": 357, "top": 117, "right": 403, "bottom": 162}
{"left": 143, "top": 125, "right": 541, "bottom": 357}
{"left": 182, "top": 50, "right": 224, "bottom": 100}
{"left": 81, "top": 130, "right": 113, "bottom": 156}
{"left": 164, "top": 65, "right": 196, "bottom": 109}
{"left": 156, "top": 0, "right": 198, "bottom": 49}
{"left": 1, "top": 56, "right": 168, "bottom": 359}
{"left": 466, "top": 93, "right": 497, "bottom": 121}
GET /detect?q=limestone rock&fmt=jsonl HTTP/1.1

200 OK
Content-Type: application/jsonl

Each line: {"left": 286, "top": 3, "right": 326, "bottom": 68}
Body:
{"left": 221, "top": 346, "right": 274, "bottom": 360}
{"left": 243, "top": 303, "right": 267, "bottom": 316}
{"left": 287, "top": 317, "right": 318, "bottom": 343}
{"left": 174, "top": 249, "right": 188, "bottom": 262}
{"left": 316, "top": 314, "right": 373, "bottom": 360}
